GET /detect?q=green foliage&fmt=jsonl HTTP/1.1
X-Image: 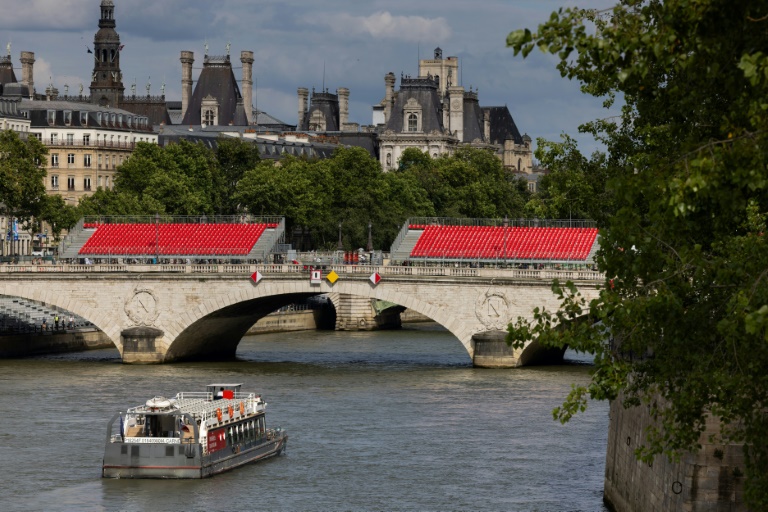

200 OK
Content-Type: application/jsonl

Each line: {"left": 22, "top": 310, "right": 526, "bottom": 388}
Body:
{"left": 0, "top": 130, "right": 48, "bottom": 222}
{"left": 525, "top": 135, "right": 613, "bottom": 223}
{"left": 214, "top": 136, "right": 260, "bottom": 214}
{"left": 115, "top": 140, "right": 219, "bottom": 215}
{"left": 38, "top": 195, "right": 79, "bottom": 238}
{"left": 506, "top": 1, "right": 768, "bottom": 506}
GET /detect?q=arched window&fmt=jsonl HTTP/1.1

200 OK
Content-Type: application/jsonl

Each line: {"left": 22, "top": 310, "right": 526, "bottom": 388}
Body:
{"left": 518, "top": 158, "right": 522, "bottom": 172}
{"left": 407, "top": 113, "right": 418, "bottom": 132}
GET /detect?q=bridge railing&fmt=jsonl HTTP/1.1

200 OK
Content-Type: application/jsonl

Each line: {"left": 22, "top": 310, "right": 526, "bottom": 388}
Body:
{"left": 0, "top": 263, "right": 605, "bottom": 282}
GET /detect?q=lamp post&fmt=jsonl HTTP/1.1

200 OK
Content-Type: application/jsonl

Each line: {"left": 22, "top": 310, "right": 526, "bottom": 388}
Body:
{"left": 367, "top": 221, "right": 373, "bottom": 253}
{"left": 337, "top": 221, "right": 343, "bottom": 251}
{"left": 154, "top": 212, "right": 160, "bottom": 264}
{"left": 503, "top": 215, "right": 509, "bottom": 266}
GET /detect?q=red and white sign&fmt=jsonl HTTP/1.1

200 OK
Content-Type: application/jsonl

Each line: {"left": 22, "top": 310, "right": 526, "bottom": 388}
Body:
{"left": 207, "top": 428, "right": 227, "bottom": 453}
{"left": 369, "top": 272, "right": 381, "bottom": 285}
{"left": 310, "top": 269, "right": 322, "bottom": 284}
{"left": 250, "top": 271, "right": 263, "bottom": 284}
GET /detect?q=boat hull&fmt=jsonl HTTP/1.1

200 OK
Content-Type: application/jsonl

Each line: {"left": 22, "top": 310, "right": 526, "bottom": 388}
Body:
{"left": 102, "top": 433, "right": 287, "bottom": 479}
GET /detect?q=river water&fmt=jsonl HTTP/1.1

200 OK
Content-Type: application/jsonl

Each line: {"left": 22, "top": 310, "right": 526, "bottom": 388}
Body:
{"left": 0, "top": 323, "right": 609, "bottom": 512}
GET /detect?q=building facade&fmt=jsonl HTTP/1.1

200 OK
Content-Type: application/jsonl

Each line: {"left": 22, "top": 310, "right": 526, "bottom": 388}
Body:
{"left": 21, "top": 100, "right": 157, "bottom": 202}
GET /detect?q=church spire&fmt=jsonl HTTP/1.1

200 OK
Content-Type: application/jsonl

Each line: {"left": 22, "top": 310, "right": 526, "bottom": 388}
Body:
{"left": 90, "top": 0, "right": 124, "bottom": 107}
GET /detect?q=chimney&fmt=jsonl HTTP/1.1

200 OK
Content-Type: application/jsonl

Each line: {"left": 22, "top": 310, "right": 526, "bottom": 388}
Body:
{"left": 180, "top": 51, "right": 194, "bottom": 119}
{"left": 20, "top": 51, "right": 35, "bottom": 99}
{"left": 483, "top": 109, "right": 490, "bottom": 142}
{"left": 384, "top": 72, "right": 396, "bottom": 124}
{"left": 337, "top": 87, "right": 349, "bottom": 130}
{"left": 297, "top": 87, "right": 308, "bottom": 129}
{"left": 240, "top": 50, "right": 254, "bottom": 125}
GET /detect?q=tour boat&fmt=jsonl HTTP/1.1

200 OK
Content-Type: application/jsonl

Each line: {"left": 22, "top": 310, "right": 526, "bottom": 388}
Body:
{"left": 102, "top": 383, "right": 287, "bottom": 478}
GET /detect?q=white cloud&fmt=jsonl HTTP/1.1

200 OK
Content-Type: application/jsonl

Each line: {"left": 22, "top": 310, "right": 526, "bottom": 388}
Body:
{"left": 0, "top": 0, "right": 89, "bottom": 31}
{"left": 306, "top": 11, "right": 451, "bottom": 43}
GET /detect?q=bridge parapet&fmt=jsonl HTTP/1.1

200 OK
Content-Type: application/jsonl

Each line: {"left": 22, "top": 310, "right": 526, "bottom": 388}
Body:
{"left": 0, "top": 263, "right": 604, "bottom": 282}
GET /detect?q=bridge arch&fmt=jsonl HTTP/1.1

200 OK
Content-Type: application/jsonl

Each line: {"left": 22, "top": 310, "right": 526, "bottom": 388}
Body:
{"left": 165, "top": 281, "right": 473, "bottom": 363}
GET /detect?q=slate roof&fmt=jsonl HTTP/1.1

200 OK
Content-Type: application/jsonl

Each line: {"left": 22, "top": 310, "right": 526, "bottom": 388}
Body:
{"left": 120, "top": 98, "right": 172, "bottom": 126}
{"left": 485, "top": 106, "right": 524, "bottom": 145}
{"left": 19, "top": 99, "right": 154, "bottom": 132}
{"left": 384, "top": 76, "right": 446, "bottom": 134}
{"left": 462, "top": 92, "right": 485, "bottom": 143}
{"left": 181, "top": 55, "right": 242, "bottom": 126}
{"left": 0, "top": 57, "right": 17, "bottom": 86}
{"left": 300, "top": 91, "right": 340, "bottom": 131}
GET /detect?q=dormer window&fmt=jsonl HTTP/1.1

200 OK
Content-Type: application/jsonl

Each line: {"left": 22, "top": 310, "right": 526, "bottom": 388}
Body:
{"left": 80, "top": 112, "right": 88, "bottom": 126}
{"left": 96, "top": 112, "right": 102, "bottom": 125}
{"left": 117, "top": 114, "right": 123, "bottom": 126}
{"left": 64, "top": 111, "right": 72, "bottom": 125}
{"left": 47, "top": 110, "right": 56, "bottom": 125}
{"left": 110, "top": 113, "right": 116, "bottom": 126}
{"left": 126, "top": 116, "right": 132, "bottom": 128}
{"left": 403, "top": 98, "right": 423, "bottom": 133}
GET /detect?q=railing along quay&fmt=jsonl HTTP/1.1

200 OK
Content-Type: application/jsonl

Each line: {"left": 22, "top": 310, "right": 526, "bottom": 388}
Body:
{"left": 0, "top": 264, "right": 605, "bottom": 282}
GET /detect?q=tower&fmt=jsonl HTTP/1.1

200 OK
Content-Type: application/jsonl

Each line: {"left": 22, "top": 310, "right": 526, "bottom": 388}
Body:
{"left": 90, "top": 0, "right": 124, "bottom": 107}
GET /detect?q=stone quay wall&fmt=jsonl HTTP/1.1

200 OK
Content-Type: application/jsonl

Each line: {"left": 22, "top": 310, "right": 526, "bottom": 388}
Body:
{"left": 604, "top": 398, "right": 745, "bottom": 512}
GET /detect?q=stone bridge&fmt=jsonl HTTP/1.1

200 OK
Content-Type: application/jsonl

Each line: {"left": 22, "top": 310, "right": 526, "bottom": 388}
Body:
{"left": 0, "top": 263, "right": 602, "bottom": 366}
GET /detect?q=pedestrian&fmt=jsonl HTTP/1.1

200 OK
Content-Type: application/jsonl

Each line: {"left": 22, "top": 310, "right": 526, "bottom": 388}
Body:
{"left": 54, "top": 315, "right": 59, "bottom": 329}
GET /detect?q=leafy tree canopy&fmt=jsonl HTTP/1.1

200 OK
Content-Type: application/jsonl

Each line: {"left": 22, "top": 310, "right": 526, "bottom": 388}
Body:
{"left": 0, "top": 130, "right": 48, "bottom": 223}
{"left": 507, "top": 0, "right": 768, "bottom": 506}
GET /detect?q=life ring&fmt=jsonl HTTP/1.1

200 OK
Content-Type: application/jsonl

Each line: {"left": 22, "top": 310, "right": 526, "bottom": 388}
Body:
{"left": 228, "top": 405, "right": 234, "bottom": 418}
{"left": 216, "top": 408, "right": 222, "bottom": 422}
{"left": 239, "top": 402, "right": 245, "bottom": 416}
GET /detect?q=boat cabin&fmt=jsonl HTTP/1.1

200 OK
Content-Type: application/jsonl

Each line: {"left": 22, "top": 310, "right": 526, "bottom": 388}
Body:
{"left": 207, "top": 383, "right": 242, "bottom": 400}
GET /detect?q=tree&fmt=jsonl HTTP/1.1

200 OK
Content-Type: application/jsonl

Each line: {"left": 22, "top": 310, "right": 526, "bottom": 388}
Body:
{"left": 524, "top": 135, "right": 612, "bottom": 223}
{"left": 0, "top": 130, "right": 48, "bottom": 223}
{"left": 506, "top": 1, "right": 768, "bottom": 506}
{"left": 115, "top": 140, "right": 219, "bottom": 215}
{"left": 214, "top": 136, "right": 260, "bottom": 215}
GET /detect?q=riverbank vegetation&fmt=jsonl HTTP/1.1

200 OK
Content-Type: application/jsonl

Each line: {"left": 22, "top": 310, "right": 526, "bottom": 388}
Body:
{"left": 505, "top": 0, "right": 768, "bottom": 506}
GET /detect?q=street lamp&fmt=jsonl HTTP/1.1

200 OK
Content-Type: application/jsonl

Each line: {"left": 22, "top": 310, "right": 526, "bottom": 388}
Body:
{"left": 337, "top": 221, "right": 343, "bottom": 251}
{"left": 155, "top": 212, "right": 160, "bottom": 263}
{"left": 503, "top": 215, "right": 509, "bottom": 265}
{"left": 367, "top": 221, "right": 373, "bottom": 253}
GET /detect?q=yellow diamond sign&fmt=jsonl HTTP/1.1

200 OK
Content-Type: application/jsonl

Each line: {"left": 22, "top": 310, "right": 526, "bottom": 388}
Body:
{"left": 326, "top": 270, "right": 339, "bottom": 284}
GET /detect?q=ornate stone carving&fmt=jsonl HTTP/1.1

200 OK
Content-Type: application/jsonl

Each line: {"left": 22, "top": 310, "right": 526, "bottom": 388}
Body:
{"left": 475, "top": 290, "right": 512, "bottom": 330}
{"left": 125, "top": 288, "right": 159, "bottom": 326}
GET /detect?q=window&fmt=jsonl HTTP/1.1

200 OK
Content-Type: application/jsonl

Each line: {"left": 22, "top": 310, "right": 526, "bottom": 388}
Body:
{"left": 112, "top": 156, "right": 116, "bottom": 168}
{"left": 47, "top": 110, "right": 56, "bottom": 125}
{"left": 51, "top": 154, "right": 59, "bottom": 167}
{"left": 527, "top": 182, "right": 536, "bottom": 192}
{"left": 518, "top": 158, "right": 522, "bottom": 172}
{"left": 64, "top": 111, "right": 72, "bottom": 125}
{"left": 66, "top": 133, "right": 74, "bottom": 145}
{"left": 105, "top": 176, "right": 110, "bottom": 188}
{"left": 96, "top": 112, "right": 102, "bottom": 125}
{"left": 67, "top": 176, "right": 76, "bottom": 191}
{"left": 98, "top": 175, "right": 103, "bottom": 188}
{"left": 98, "top": 154, "right": 103, "bottom": 168}
{"left": 203, "top": 109, "right": 215, "bottom": 125}
{"left": 84, "top": 154, "right": 92, "bottom": 168}
{"left": 51, "top": 175, "right": 59, "bottom": 189}
{"left": 80, "top": 112, "right": 88, "bottom": 126}
{"left": 84, "top": 177, "right": 92, "bottom": 191}
{"left": 50, "top": 133, "right": 58, "bottom": 144}
{"left": 83, "top": 134, "right": 90, "bottom": 146}
{"left": 32, "top": 133, "right": 42, "bottom": 141}
{"left": 127, "top": 116, "right": 132, "bottom": 128}
{"left": 407, "top": 114, "right": 418, "bottom": 132}
{"left": 67, "top": 153, "right": 75, "bottom": 165}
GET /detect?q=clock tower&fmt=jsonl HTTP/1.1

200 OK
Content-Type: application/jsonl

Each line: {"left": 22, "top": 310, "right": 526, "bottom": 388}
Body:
{"left": 90, "top": 0, "right": 124, "bottom": 107}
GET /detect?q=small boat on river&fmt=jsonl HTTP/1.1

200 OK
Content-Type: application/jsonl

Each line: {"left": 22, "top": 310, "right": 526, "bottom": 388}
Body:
{"left": 102, "top": 383, "right": 287, "bottom": 478}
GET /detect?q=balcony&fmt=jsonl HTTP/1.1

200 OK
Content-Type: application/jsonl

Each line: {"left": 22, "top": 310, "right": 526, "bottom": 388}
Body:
{"left": 40, "top": 139, "right": 137, "bottom": 150}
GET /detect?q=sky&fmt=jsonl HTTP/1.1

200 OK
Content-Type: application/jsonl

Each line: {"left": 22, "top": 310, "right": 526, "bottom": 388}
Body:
{"left": 0, "top": 0, "right": 618, "bottom": 157}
